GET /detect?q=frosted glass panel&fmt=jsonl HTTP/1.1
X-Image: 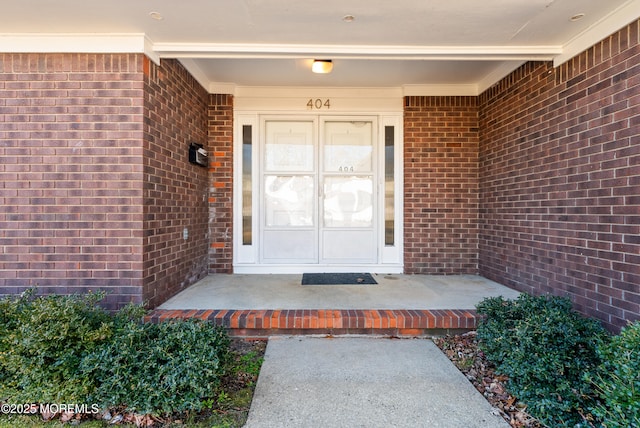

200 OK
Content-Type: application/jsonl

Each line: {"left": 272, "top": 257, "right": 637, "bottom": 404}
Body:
{"left": 265, "top": 121, "right": 314, "bottom": 172}
{"left": 384, "top": 125, "right": 395, "bottom": 246}
{"left": 242, "top": 125, "right": 252, "bottom": 245}
{"left": 265, "top": 175, "right": 314, "bottom": 227}
{"left": 324, "top": 121, "right": 372, "bottom": 172}
{"left": 323, "top": 176, "right": 373, "bottom": 228}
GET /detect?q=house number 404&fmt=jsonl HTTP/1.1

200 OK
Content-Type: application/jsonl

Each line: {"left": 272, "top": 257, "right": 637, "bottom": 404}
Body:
{"left": 307, "top": 98, "right": 330, "bottom": 109}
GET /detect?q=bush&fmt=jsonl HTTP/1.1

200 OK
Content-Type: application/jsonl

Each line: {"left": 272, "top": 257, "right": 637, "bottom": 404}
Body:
{"left": 0, "top": 291, "right": 230, "bottom": 419}
{"left": 0, "top": 290, "right": 135, "bottom": 403}
{"left": 81, "top": 319, "right": 230, "bottom": 416}
{"left": 0, "top": 295, "right": 22, "bottom": 398}
{"left": 587, "top": 321, "right": 640, "bottom": 428}
{"left": 476, "top": 294, "right": 608, "bottom": 427}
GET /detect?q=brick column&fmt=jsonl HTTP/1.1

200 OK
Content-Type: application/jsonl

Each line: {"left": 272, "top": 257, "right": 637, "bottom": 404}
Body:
{"left": 404, "top": 96, "right": 480, "bottom": 274}
{"left": 208, "top": 94, "right": 234, "bottom": 272}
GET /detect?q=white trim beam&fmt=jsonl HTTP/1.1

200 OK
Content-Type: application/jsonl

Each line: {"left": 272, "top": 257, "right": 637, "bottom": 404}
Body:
{"left": 152, "top": 42, "right": 561, "bottom": 61}
{"left": 0, "top": 33, "right": 160, "bottom": 65}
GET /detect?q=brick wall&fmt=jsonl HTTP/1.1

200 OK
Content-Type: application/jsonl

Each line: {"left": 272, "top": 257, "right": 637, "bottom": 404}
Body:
{"left": 0, "top": 53, "right": 145, "bottom": 308}
{"left": 142, "top": 58, "right": 210, "bottom": 307}
{"left": 0, "top": 54, "right": 210, "bottom": 309}
{"left": 404, "top": 96, "right": 479, "bottom": 274}
{"left": 207, "top": 94, "right": 234, "bottom": 273}
{"left": 479, "top": 21, "right": 640, "bottom": 331}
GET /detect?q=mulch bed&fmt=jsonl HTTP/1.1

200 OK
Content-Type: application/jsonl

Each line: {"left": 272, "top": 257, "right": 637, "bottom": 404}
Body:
{"left": 434, "top": 332, "right": 543, "bottom": 428}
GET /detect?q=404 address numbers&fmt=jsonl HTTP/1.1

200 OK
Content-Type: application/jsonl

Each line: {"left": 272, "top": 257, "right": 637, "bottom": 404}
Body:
{"left": 307, "top": 98, "right": 330, "bottom": 109}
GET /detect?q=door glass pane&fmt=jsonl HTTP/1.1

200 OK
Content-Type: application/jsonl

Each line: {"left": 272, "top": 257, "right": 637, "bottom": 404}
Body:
{"left": 323, "top": 176, "right": 373, "bottom": 228}
{"left": 324, "top": 121, "right": 372, "bottom": 172}
{"left": 242, "top": 125, "right": 252, "bottom": 245}
{"left": 265, "top": 175, "right": 314, "bottom": 227}
{"left": 384, "top": 125, "right": 395, "bottom": 246}
{"left": 265, "top": 121, "right": 314, "bottom": 172}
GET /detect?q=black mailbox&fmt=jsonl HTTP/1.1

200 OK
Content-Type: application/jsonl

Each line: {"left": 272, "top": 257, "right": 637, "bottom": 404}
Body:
{"left": 189, "top": 143, "right": 208, "bottom": 167}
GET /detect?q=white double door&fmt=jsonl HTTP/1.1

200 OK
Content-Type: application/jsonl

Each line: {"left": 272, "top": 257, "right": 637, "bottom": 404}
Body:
{"left": 261, "top": 117, "right": 377, "bottom": 264}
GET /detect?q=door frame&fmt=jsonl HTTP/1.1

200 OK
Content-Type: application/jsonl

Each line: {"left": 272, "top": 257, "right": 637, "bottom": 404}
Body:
{"left": 232, "top": 88, "right": 404, "bottom": 274}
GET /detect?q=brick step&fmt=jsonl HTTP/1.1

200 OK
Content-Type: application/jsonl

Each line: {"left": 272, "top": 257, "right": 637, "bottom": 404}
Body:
{"left": 144, "top": 309, "right": 479, "bottom": 338}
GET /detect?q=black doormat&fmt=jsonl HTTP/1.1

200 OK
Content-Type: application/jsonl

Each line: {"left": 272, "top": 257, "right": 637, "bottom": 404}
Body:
{"left": 301, "top": 272, "right": 377, "bottom": 285}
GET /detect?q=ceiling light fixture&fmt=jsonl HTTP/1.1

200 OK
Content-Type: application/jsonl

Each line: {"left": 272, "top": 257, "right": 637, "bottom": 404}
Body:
{"left": 570, "top": 13, "right": 585, "bottom": 22}
{"left": 342, "top": 15, "right": 355, "bottom": 23}
{"left": 312, "top": 60, "right": 333, "bottom": 74}
{"left": 149, "top": 11, "right": 164, "bottom": 21}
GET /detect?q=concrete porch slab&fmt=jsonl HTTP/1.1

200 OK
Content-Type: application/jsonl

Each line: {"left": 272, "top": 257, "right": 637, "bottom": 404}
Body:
{"left": 145, "top": 274, "right": 520, "bottom": 338}
{"left": 157, "top": 274, "right": 519, "bottom": 310}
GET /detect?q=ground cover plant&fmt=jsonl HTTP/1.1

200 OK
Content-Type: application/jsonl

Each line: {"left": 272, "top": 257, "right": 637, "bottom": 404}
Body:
{"left": 475, "top": 294, "right": 608, "bottom": 427}
{"left": 0, "top": 291, "right": 265, "bottom": 427}
{"left": 454, "top": 293, "right": 638, "bottom": 428}
{"left": 0, "top": 290, "right": 142, "bottom": 404}
{"left": 587, "top": 321, "right": 640, "bottom": 428}
{"left": 81, "top": 318, "right": 230, "bottom": 416}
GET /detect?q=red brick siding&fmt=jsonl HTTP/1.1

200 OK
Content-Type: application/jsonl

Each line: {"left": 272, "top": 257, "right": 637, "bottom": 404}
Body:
{"left": 0, "top": 53, "right": 145, "bottom": 308}
{"left": 207, "top": 94, "right": 233, "bottom": 273}
{"left": 404, "top": 96, "right": 479, "bottom": 274}
{"left": 0, "top": 54, "right": 210, "bottom": 310}
{"left": 142, "top": 58, "right": 210, "bottom": 308}
{"left": 479, "top": 21, "right": 640, "bottom": 331}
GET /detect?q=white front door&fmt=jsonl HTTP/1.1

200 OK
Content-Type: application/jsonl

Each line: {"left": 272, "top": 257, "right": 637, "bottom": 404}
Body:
{"left": 320, "top": 120, "right": 376, "bottom": 263}
{"left": 261, "top": 117, "right": 377, "bottom": 264}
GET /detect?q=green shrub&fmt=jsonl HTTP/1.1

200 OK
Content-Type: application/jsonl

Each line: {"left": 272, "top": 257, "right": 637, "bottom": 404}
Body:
{"left": 0, "top": 295, "right": 23, "bottom": 398}
{"left": 474, "top": 296, "right": 531, "bottom": 365}
{"left": 476, "top": 294, "right": 608, "bottom": 427}
{"left": 0, "top": 291, "right": 132, "bottom": 403}
{"left": 81, "top": 319, "right": 230, "bottom": 416}
{"left": 587, "top": 321, "right": 640, "bottom": 428}
{"left": 0, "top": 291, "right": 232, "bottom": 418}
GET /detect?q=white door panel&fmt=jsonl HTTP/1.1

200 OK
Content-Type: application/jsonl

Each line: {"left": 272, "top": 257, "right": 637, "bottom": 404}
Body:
{"left": 263, "top": 230, "right": 317, "bottom": 262}
{"left": 322, "top": 230, "right": 375, "bottom": 263}
{"left": 320, "top": 119, "right": 376, "bottom": 263}
{"left": 261, "top": 117, "right": 377, "bottom": 265}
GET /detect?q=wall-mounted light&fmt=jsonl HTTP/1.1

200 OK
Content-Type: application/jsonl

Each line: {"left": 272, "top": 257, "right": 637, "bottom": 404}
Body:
{"left": 312, "top": 60, "right": 333, "bottom": 74}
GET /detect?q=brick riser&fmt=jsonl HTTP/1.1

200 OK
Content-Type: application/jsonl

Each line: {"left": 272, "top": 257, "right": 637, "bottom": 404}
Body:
{"left": 144, "top": 309, "right": 479, "bottom": 338}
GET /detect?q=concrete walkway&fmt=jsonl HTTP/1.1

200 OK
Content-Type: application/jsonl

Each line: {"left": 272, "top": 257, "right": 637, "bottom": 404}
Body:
{"left": 245, "top": 336, "right": 509, "bottom": 428}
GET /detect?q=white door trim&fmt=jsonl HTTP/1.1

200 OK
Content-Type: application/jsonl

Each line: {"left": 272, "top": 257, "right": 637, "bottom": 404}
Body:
{"left": 233, "top": 89, "right": 403, "bottom": 274}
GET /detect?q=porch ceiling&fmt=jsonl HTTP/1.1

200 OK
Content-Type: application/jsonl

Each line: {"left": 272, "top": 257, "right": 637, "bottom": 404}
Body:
{"left": 1, "top": 0, "right": 639, "bottom": 94}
